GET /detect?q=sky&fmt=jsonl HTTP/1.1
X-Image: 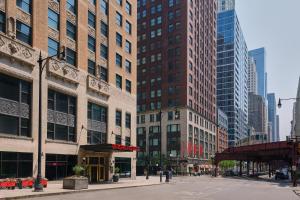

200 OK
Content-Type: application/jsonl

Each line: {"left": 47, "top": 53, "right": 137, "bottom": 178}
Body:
{"left": 235, "top": 0, "right": 300, "bottom": 140}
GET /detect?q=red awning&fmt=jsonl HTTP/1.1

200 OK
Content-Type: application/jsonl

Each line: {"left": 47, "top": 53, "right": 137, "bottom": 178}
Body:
{"left": 80, "top": 144, "right": 139, "bottom": 152}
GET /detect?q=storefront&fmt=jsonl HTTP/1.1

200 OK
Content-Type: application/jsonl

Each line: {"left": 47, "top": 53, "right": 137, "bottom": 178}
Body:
{"left": 79, "top": 144, "right": 138, "bottom": 183}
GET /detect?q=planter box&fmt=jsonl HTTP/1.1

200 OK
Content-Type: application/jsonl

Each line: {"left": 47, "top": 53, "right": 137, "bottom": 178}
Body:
{"left": 63, "top": 177, "right": 88, "bottom": 190}
{"left": 0, "top": 179, "right": 16, "bottom": 189}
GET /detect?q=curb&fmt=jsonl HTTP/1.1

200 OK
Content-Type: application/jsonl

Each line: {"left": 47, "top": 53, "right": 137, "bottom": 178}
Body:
{"left": 0, "top": 182, "right": 162, "bottom": 200}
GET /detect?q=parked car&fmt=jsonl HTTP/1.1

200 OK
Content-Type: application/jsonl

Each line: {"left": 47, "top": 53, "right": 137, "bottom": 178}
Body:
{"left": 223, "top": 170, "right": 238, "bottom": 176}
{"left": 275, "top": 171, "right": 289, "bottom": 180}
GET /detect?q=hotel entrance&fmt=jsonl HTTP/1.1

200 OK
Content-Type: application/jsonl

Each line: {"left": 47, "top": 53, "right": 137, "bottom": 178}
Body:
{"left": 85, "top": 156, "right": 108, "bottom": 183}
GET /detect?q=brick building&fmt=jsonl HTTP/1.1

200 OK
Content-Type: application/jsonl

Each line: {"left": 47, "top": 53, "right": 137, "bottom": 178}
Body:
{"left": 136, "top": 0, "right": 217, "bottom": 173}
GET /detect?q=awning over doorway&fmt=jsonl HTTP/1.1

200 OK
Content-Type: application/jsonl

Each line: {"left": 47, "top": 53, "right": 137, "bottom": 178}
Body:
{"left": 80, "top": 144, "right": 139, "bottom": 152}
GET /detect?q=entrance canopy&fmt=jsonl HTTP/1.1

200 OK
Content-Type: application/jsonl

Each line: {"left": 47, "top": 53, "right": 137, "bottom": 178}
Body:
{"left": 80, "top": 144, "right": 139, "bottom": 152}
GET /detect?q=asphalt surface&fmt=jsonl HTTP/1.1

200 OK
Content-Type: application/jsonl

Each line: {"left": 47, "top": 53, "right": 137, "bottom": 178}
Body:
{"left": 32, "top": 176, "right": 299, "bottom": 200}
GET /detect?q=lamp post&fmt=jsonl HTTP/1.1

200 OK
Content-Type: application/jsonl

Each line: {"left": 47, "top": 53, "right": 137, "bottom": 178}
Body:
{"left": 159, "top": 110, "right": 163, "bottom": 183}
{"left": 34, "top": 48, "right": 66, "bottom": 192}
{"left": 278, "top": 98, "right": 300, "bottom": 108}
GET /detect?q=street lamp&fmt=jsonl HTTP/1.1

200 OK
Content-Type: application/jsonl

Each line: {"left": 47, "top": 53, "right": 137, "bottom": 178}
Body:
{"left": 278, "top": 98, "right": 300, "bottom": 108}
{"left": 34, "top": 47, "right": 66, "bottom": 192}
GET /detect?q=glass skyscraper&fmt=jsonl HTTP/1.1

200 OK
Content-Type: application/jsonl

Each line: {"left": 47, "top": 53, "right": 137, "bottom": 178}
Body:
{"left": 217, "top": 5, "right": 248, "bottom": 146}
{"left": 249, "top": 48, "right": 267, "bottom": 99}
{"left": 267, "top": 93, "right": 277, "bottom": 142}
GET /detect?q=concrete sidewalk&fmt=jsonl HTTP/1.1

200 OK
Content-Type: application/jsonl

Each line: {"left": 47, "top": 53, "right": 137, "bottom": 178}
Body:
{"left": 0, "top": 176, "right": 161, "bottom": 199}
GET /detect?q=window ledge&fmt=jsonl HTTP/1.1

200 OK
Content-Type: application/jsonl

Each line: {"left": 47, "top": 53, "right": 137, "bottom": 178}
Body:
{"left": 45, "top": 139, "right": 78, "bottom": 145}
{"left": 0, "top": 133, "right": 33, "bottom": 141}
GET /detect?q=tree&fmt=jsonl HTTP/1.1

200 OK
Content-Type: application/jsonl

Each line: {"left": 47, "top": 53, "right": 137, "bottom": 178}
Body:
{"left": 219, "top": 160, "right": 236, "bottom": 170}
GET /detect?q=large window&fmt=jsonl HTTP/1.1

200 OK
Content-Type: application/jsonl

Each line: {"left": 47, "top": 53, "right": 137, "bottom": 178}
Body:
{"left": 100, "top": 66, "right": 108, "bottom": 82}
{"left": 88, "top": 11, "right": 96, "bottom": 28}
{"left": 0, "top": 152, "right": 33, "bottom": 178}
{"left": 125, "top": 40, "right": 131, "bottom": 53}
{"left": 116, "top": 32, "right": 122, "bottom": 47}
{"left": 116, "top": 53, "right": 122, "bottom": 67}
{"left": 88, "top": 59, "right": 96, "bottom": 76}
{"left": 47, "top": 90, "right": 76, "bottom": 142}
{"left": 125, "top": 1, "right": 132, "bottom": 15}
{"left": 66, "top": 48, "right": 76, "bottom": 66}
{"left": 115, "top": 110, "right": 122, "bottom": 126}
{"left": 48, "top": 9, "right": 59, "bottom": 30}
{"left": 17, "top": 0, "right": 32, "bottom": 14}
{"left": 87, "top": 102, "right": 107, "bottom": 144}
{"left": 116, "top": 74, "right": 122, "bottom": 89}
{"left": 101, "top": 21, "right": 108, "bottom": 37}
{"left": 66, "top": 0, "right": 76, "bottom": 14}
{"left": 116, "top": 12, "right": 122, "bottom": 26}
{"left": 115, "top": 135, "right": 121, "bottom": 144}
{"left": 0, "top": 74, "right": 31, "bottom": 137}
{"left": 126, "top": 79, "right": 131, "bottom": 93}
{"left": 125, "top": 21, "right": 131, "bottom": 34}
{"left": 0, "top": 11, "right": 6, "bottom": 33}
{"left": 66, "top": 21, "right": 76, "bottom": 40}
{"left": 46, "top": 154, "right": 77, "bottom": 180}
{"left": 125, "top": 113, "right": 131, "bottom": 129}
{"left": 125, "top": 136, "right": 131, "bottom": 146}
{"left": 100, "top": 0, "right": 108, "bottom": 15}
{"left": 100, "top": 44, "right": 108, "bottom": 59}
{"left": 125, "top": 60, "right": 131, "bottom": 73}
{"left": 88, "top": 35, "right": 96, "bottom": 52}
{"left": 48, "top": 38, "right": 59, "bottom": 56}
{"left": 16, "top": 21, "right": 32, "bottom": 45}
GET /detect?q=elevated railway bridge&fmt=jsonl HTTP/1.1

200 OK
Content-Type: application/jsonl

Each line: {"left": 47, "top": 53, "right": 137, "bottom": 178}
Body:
{"left": 214, "top": 137, "right": 300, "bottom": 186}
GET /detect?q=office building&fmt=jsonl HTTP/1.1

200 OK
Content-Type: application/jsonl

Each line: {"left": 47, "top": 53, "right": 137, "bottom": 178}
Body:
{"left": 217, "top": 109, "right": 228, "bottom": 153}
{"left": 249, "top": 47, "right": 267, "bottom": 99}
{"left": 248, "top": 93, "right": 267, "bottom": 136}
{"left": 0, "top": 0, "right": 137, "bottom": 182}
{"left": 248, "top": 56, "right": 257, "bottom": 94}
{"left": 217, "top": 0, "right": 248, "bottom": 146}
{"left": 276, "top": 115, "right": 280, "bottom": 141}
{"left": 136, "top": 0, "right": 218, "bottom": 174}
{"left": 267, "top": 93, "right": 277, "bottom": 142}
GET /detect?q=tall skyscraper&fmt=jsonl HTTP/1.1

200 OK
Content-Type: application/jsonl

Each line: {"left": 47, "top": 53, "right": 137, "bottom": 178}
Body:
{"left": 276, "top": 115, "right": 280, "bottom": 141}
{"left": 267, "top": 93, "right": 277, "bottom": 142}
{"left": 217, "top": 1, "right": 248, "bottom": 147}
{"left": 137, "top": 0, "right": 218, "bottom": 173}
{"left": 248, "top": 93, "right": 267, "bottom": 135}
{"left": 249, "top": 48, "right": 267, "bottom": 99}
{"left": 248, "top": 56, "right": 258, "bottom": 94}
{"left": 0, "top": 0, "right": 137, "bottom": 181}
{"left": 218, "top": 0, "right": 235, "bottom": 12}
{"left": 294, "top": 77, "right": 300, "bottom": 136}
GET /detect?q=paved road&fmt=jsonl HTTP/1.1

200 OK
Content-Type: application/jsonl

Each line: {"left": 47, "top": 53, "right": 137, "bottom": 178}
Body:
{"left": 33, "top": 176, "right": 299, "bottom": 200}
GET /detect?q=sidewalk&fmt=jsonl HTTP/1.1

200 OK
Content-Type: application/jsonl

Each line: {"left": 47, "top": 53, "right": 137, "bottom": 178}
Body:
{"left": 0, "top": 176, "right": 161, "bottom": 200}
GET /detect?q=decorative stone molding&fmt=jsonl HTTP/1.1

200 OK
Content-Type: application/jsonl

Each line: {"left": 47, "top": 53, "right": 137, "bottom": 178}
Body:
{"left": 0, "top": 0, "right": 5, "bottom": 12}
{"left": 48, "top": 109, "right": 75, "bottom": 127}
{"left": 67, "top": 11, "right": 76, "bottom": 25}
{"left": 48, "top": 27, "right": 59, "bottom": 41}
{"left": 99, "top": 58, "right": 107, "bottom": 68}
{"left": 100, "top": 35, "right": 107, "bottom": 45}
{"left": 7, "top": 17, "right": 16, "bottom": 39}
{"left": 87, "top": 75, "right": 110, "bottom": 97}
{"left": 48, "top": 0, "right": 59, "bottom": 13}
{"left": 0, "top": 33, "right": 36, "bottom": 66}
{"left": 0, "top": 97, "right": 30, "bottom": 119}
{"left": 16, "top": 8, "right": 32, "bottom": 26}
{"left": 47, "top": 58, "right": 79, "bottom": 84}
{"left": 87, "top": 119, "right": 107, "bottom": 133}
{"left": 88, "top": 51, "right": 95, "bottom": 61}
{"left": 66, "top": 37, "right": 76, "bottom": 51}
{"left": 88, "top": 4, "right": 95, "bottom": 14}
{"left": 88, "top": 26, "right": 95, "bottom": 38}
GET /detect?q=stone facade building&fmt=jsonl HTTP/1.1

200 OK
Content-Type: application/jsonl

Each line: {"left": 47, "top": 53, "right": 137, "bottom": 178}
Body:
{"left": 0, "top": 0, "right": 137, "bottom": 182}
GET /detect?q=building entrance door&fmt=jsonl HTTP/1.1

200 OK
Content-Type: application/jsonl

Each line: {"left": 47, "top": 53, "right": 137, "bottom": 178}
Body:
{"left": 90, "top": 166, "right": 98, "bottom": 183}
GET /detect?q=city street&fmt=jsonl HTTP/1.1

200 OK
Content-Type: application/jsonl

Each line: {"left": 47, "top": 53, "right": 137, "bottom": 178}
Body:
{"left": 32, "top": 176, "right": 299, "bottom": 200}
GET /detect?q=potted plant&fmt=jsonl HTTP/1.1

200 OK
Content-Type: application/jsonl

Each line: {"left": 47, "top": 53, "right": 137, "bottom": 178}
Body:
{"left": 63, "top": 165, "right": 88, "bottom": 190}
{"left": 113, "top": 167, "right": 120, "bottom": 182}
